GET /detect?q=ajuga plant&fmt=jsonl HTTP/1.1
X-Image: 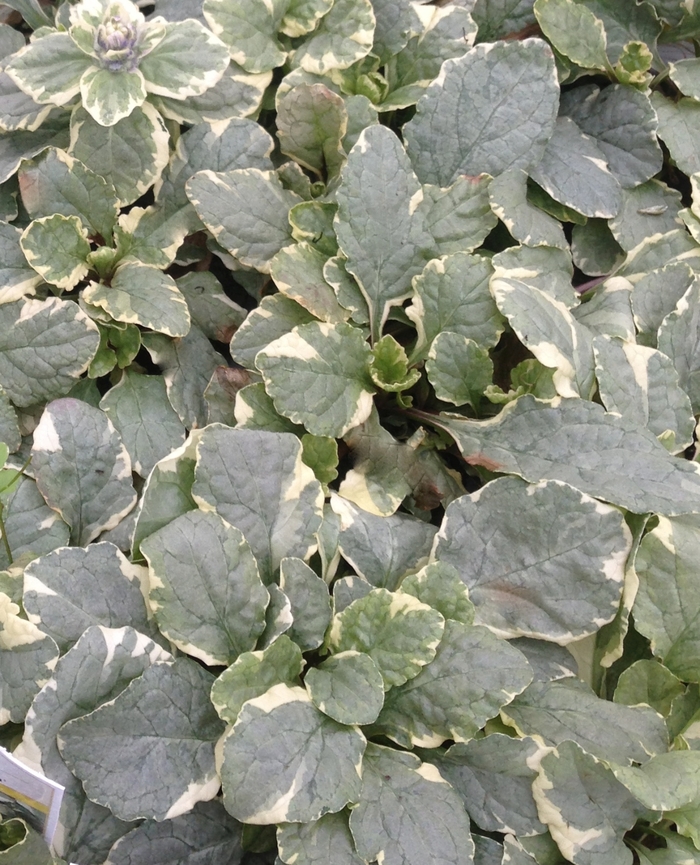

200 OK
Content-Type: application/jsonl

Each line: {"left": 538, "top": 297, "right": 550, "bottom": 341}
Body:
{"left": 4, "top": 0, "right": 700, "bottom": 863}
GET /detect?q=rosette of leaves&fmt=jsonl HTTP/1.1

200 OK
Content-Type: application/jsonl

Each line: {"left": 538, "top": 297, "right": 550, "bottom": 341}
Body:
{"left": 5, "top": 0, "right": 230, "bottom": 126}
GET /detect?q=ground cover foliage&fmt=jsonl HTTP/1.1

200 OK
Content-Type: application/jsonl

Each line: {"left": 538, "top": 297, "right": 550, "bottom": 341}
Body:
{"left": 4, "top": 0, "right": 700, "bottom": 862}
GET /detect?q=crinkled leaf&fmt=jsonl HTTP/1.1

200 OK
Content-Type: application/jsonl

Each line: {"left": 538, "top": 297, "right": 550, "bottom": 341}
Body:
{"left": 399, "top": 562, "right": 475, "bottom": 626}
{"left": 657, "top": 278, "right": 700, "bottom": 413}
{"left": 420, "top": 174, "right": 496, "bottom": 256}
{"left": 202, "top": 0, "right": 287, "bottom": 73}
{"left": 305, "top": 650, "right": 384, "bottom": 725}
{"left": 292, "top": 0, "right": 374, "bottom": 75}
{"left": 276, "top": 83, "right": 347, "bottom": 179}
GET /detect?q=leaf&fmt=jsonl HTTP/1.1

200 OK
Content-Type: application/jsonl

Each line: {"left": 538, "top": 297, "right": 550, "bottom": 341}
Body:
{"left": 374, "top": 620, "right": 532, "bottom": 748}
{"left": 231, "top": 294, "right": 316, "bottom": 370}
{"left": 18, "top": 147, "right": 118, "bottom": 239}
{"left": 493, "top": 244, "right": 578, "bottom": 309}
{"left": 203, "top": 0, "right": 287, "bottom": 73}
{"left": 0, "top": 220, "right": 41, "bottom": 303}
{"left": 420, "top": 174, "right": 497, "bottom": 256}
{"left": 259, "top": 582, "right": 293, "bottom": 648}
{"left": 0, "top": 476, "right": 69, "bottom": 569}
{"left": 276, "top": 84, "right": 347, "bottom": 179}
{"left": 31, "top": 398, "right": 136, "bottom": 546}
{"left": 426, "top": 332, "right": 493, "bottom": 408}
{"left": 435, "top": 735, "right": 547, "bottom": 836}
{"left": 270, "top": 242, "right": 348, "bottom": 324}
{"left": 187, "top": 168, "right": 301, "bottom": 273}
{"left": 571, "top": 219, "right": 624, "bottom": 277}
{"left": 305, "top": 650, "right": 385, "bottom": 725}
{"left": 211, "top": 634, "right": 304, "bottom": 725}
{"left": 488, "top": 168, "right": 568, "bottom": 251}
{"left": 634, "top": 514, "right": 700, "bottom": 683}
{"left": 530, "top": 116, "right": 621, "bottom": 219}
{"left": 0, "top": 116, "right": 70, "bottom": 186}
{"left": 219, "top": 683, "right": 366, "bottom": 824}
{"left": 22, "top": 542, "right": 151, "bottom": 654}
{"left": 191, "top": 426, "right": 324, "bottom": 583}
{"left": 99, "top": 371, "right": 186, "bottom": 478}
{"left": 292, "top": 0, "right": 375, "bottom": 75}
{"left": 472, "top": 0, "right": 536, "bottom": 40}
{"left": 399, "top": 562, "right": 475, "bottom": 626}
{"left": 572, "top": 276, "right": 635, "bottom": 341}
{"left": 277, "top": 810, "right": 364, "bottom": 865}
{"left": 349, "top": 743, "right": 474, "bottom": 865}
{"left": 20, "top": 214, "right": 90, "bottom": 290}
{"left": 404, "top": 39, "right": 559, "bottom": 185}
{"left": 235, "top": 383, "right": 303, "bottom": 433}
{"left": 58, "top": 657, "right": 224, "bottom": 821}
{"left": 652, "top": 92, "right": 700, "bottom": 177}
{"left": 4, "top": 32, "right": 90, "bottom": 107}
{"left": 328, "top": 587, "right": 444, "bottom": 689}
{"left": 279, "top": 557, "right": 331, "bottom": 651}
{"left": 657, "top": 278, "right": 700, "bottom": 413}
{"left": 613, "top": 659, "right": 684, "bottom": 717}
{"left": 334, "top": 124, "right": 432, "bottom": 340}
{"left": 369, "top": 0, "right": 422, "bottom": 65}
{"left": 256, "top": 321, "right": 375, "bottom": 438}
{"left": 369, "top": 334, "right": 420, "bottom": 393}
{"left": 532, "top": 741, "right": 644, "bottom": 865}
{"left": 427, "top": 394, "right": 700, "bottom": 516}
{"left": 69, "top": 104, "right": 170, "bottom": 207}
{"left": 142, "top": 510, "right": 269, "bottom": 666}
{"left": 502, "top": 677, "right": 668, "bottom": 764}
{"left": 176, "top": 272, "right": 246, "bottom": 343}
{"left": 534, "top": 0, "right": 609, "bottom": 71}
{"left": 331, "top": 494, "right": 437, "bottom": 591}
{"left": 83, "top": 262, "right": 191, "bottom": 337}
{"left": 301, "top": 434, "right": 338, "bottom": 485}
{"left": 79, "top": 66, "right": 147, "bottom": 128}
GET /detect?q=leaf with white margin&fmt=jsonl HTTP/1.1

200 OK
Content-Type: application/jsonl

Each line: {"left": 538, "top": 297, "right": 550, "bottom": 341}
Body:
{"left": 100, "top": 371, "right": 186, "bottom": 478}
{"left": 259, "top": 582, "right": 293, "bottom": 648}
{"left": 305, "top": 650, "right": 384, "bottom": 726}
{"left": 192, "top": 426, "right": 324, "bottom": 583}
{"left": 434, "top": 734, "right": 546, "bottom": 837}
{"left": 399, "top": 562, "right": 474, "bottom": 626}
{"left": 142, "top": 510, "right": 269, "bottom": 667}
{"left": 331, "top": 494, "right": 436, "bottom": 591}
{"left": 532, "top": 741, "right": 644, "bottom": 865}
{"left": 279, "top": 557, "right": 331, "bottom": 651}
{"left": 176, "top": 272, "right": 246, "bottom": 343}
{"left": 404, "top": 39, "right": 558, "bottom": 186}
{"left": 609, "top": 181, "right": 683, "bottom": 254}
{"left": 0, "top": 476, "right": 69, "bottom": 569}
{"left": 83, "top": 262, "right": 191, "bottom": 337}
{"left": 657, "top": 278, "right": 700, "bottom": 413}
{"left": 22, "top": 542, "right": 152, "bottom": 654}
{"left": 419, "top": 174, "right": 496, "bottom": 256}
{"left": 334, "top": 124, "right": 433, "bottom": 341}
{"left": 203, "top": 0, "right": 287, "bottom": 74}
{"left": 235, "top": 382, "right": 304, "bottom": 434}
{"left": 618, "top": 229, "right": 700, "bottom": 285}
{"left": 231, "top": 294, "right": 316, "bottom": 370}
{"left": 0, "top": 221, "right": 42, "bottom": 303}
{"left": 187, "top": 168, "right": 301, "bottom": 273}
{"left": 426, "top": 332, "right": 493, "bottom": 408}
{"left": 18, "top": 147, "right": 118, "bottom": 239}
{"left": 634, "top": 514, "right": 700, "bottom": 683}
{"left": 62, "top": 794, "right": 135, "bottom": 864}
{"left": 472, "top": 0, "right": 536, "bottom": 41}
{"left": 141, "top": 326, "right": 225, "bottom": 429}
{"left": 350, "top": 743, "right": 474, "bottom": 865}
{"left": 488, "top": 169, "right": 568, "bottom": 251}
{"left": 58, "top": 656, "right": 224, "bottom": 822}
{"left": 31, "top": 398, "right": 136, "bottom": 546}
{"left": 491, "top": 278, "right": 595, "bottom": 399}
{"left": 292, "top": 0, "right": 374, "bottom": 75}
{"left": 631, "top": 263, "right": 695, "bottom": 348}
{"left": 4, "top": 32, "right": 90, "bottom": 107}
{"left": 328, "top": 587, "right": 444, "bottom": 689}
{"left": 270, "top": 242, "right": 348, "bottom": 324}
{"left": 114, "top": 201, "right": 193, "bottom": 270}
{"left": 219, "top": 682, "right": 366, "bottom": 824}
{"left": 406, "top": 253, "right": 503, "bottom": 364}
{"left": 530, "top": 116, "right": 621, "bottom": 219}
{"left": 333, "top": 575, "right": 372, "bottom": 614}
{"left": 0, "top": 116, "right": 70, "bottom": 186}
{"left": 282, "top": 0, "right": 334, "bottom": 37}
{"left": 20, "top": 213, "right": 90, "bottom": 290}
{"left": 211, "top": 634, "right": 303, "bottom": 725}
{"left": 256, "top": 321, "right": 375, "bottom": 438}
{"left": 583, "top": 0, "right": 661, "bottom": 64}
{"left": 104, "top": 799, "right": 244, "bottom": 865}
{"left": 593, "top": 336, "right": 695, "bottom": 453}
{"left": 502, "top": 677, "right": 668, "bottom": 764}
{"left": 277, "top": 810, "right": 364, "bottom": 865}
{"left": 374, "top": 620, "right": 532, "bottom": 748}
{"left": 276, "top": 83, "right": 347, "bottom": 179}
{"left": 572, "top": 277, "right": 635, "bottom": 342}
{"left": 69, "top": 104, "right": 170, "bottom": 207}
{"left": 533, "top": 0, "right": 608, "bottom": 71}
{"left": 561, "top": 83, "right": 662, "bottom": 189}
{"left": 0, "top": 592, "right": 59, "bottom": 725}
{"left": 614, "top": 659, "right": 684, "bottom": 717}
{"left": 424, "top": 394, "right": 700, "bottom": 516}
{"left": 491, "top": 244, "right": 578, "bottom": 310}
{"left": 652, "top": 93, "right": 700, "bottom": 178}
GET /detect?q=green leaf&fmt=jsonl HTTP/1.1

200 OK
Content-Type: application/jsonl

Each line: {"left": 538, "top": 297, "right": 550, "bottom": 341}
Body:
{"left": 331, "top": 494, "right": 437, "bottom": 591}
{"left": 669, "top": 57, "right": 700, "bottom": 100}
{"left": 420, "top": 174, "right": 496, "bottom": 256}
{"left": 399, "top": 562, "right": 475, "bottom": 626}
{"left": 374, "top": 620, "right": 532, "bottom": 748}
{"left": 571, "top": 219, "right": 624, "bottom": 277}
{"left": 0, "top": 817, "right": 54, "bottom": 863}
{"left": 20, "top": 214, "right": 90, "bottom": 290}
{"left": 404, "top": 39, "right": 559, "bottom": 185}
{"left": 69, "top": 103, "right": 170, "bottom": 207}
{"left": 305, "top": 650, "right": 385, "bottom": 725}
{"left": 0, "top": 221, "right": 42, "bottom": 304}
{"left": 472, "top": 0, "right": 536, "bottom": 40}
{"left": 192, "top": 426, "right": 324, "bottom": 583}
{"left": 203, "top": 0, "right": 287, "bottom": 73}
{"left": 427, "top": 394, "right": 700, "bottom": 516}
{"left": 277, "top": 810, "right": 364, "bottom": 865}
{"left": 0, "top": 116, "right": 70, "bottom": 185}
{"left": 22, "top": 542, "right": 151, "bottom": 654}
{"left": 349, "top": 743, "right": 474, "bottom": 865}
{"left": 276, "top": 83, "right": 347, "bottom": 179}
{"left": 256, "top": 321, "right": 375, "bottom": 438}
{"left": 435, "top": 735, "right": 546, "bottom": 836}
{"left": 259, "top": 582, "right": 293, "bottom": 648}
{"left": 282, "top": 0, "right": 334, "bottom": 36}
{"left": 79, "top": 66, "right": 147, "bottom": 128}
{"left": 219, "top": 682, "right": 366, "bottom": 823}
{"left": 142, "top": 510, "right": 268, "bottom": 666}
{"left": 58, "top": 657, "right": 224, "bottom": 822}
{"left": 5, "top": 32, "right": 90, "bottom": 106}
{"left": 369, "top": 0, "right": 422, "bottom": 65}
{"left": 176, "top": 272, "right": 246, "bottom": 343}
{"left": 0, "top": 476, "right": 69, "bottom": 570}
{"left": 270, "top": 242, "right": 348, "bottom": 324}
{"left": 534, "top": 0, "right": 609, "bottom": 71}
{"left": 370, "top": 334, "right": 420, "bottom": 393}
{"left": 301, "top": 434, "right": 338, "bottom": 485}
{"left": 211, "top": 634, "right": 303, "bottom": 725}
{"left": 610, "top": 182, "right": 683, "bottom": 254}
{"left": 99, "top": 371, "right": 186, "bottom": 478}
{"left": 335, "top": 124, "right": 432, "bottom": 340}
{"left": 426, "top": 332, "right": 493, "bottom": 408}
{"left": 615, "top": 40, "right": 653, "bottom": 87}
{"left": 83, "top": 262, "right": 191, "bottom": 337}
{"left": 187, "top": 168, "right": 301, "bottom": 272}
{"left": 328, "top": 587, "right": 444, "bottom": 689}
{"left": 114, "top": 201, "right": 193, "bottom": 270}
{"left": 652, "top": 93, "right": 700, "bottom": 177}
{"left": 31, "top": 398, "right": 136, "bottom": 546}
{"left": 580, "top": 0, "right": 661, "bottom": 64}
{"left": 292, "top": 0, "right": 375, "bottom": 75}
{"left": 573, "top": 277, "right": 635, "bottom": 341}
{"left": 235, "top": 382, "right": 304, "bottom": 433}
{"left": 231, "top": 294, "right": 316, "bottom": 370}
{"left": 657, "top": 278, "right": 700, "bottom": 413}
{"left": 530, "top": 117, "right": 621, "bottom": 219}
{"left": 614, "top": 659, "right": 684, "bottom": 717}
{"left": 493, "top": 244, "right": 578, "bottom": 309}
{"left": 18, "top": 147, "right": 118, "bottom": 239}
{"left": 502, "top": 677, "right": 668, "bottom": 764}
{"left": 488, "top": 168, "right": 568, "bottom": 251}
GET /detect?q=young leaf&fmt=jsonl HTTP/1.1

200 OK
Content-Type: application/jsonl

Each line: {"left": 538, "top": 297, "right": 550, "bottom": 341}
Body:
{"left": 305, "top": 650, "right": 385, "bottom": 725}
{"left": 276, "top": 83, "right": 347, "bottom": 179}
{"left": 426, "top": 332, "right": 493, "bottom": 408}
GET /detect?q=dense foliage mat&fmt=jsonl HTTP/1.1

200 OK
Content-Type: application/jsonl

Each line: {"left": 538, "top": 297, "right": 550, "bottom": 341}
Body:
{"left": 2, "top": 0, "right": 700, "bottom": 862}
